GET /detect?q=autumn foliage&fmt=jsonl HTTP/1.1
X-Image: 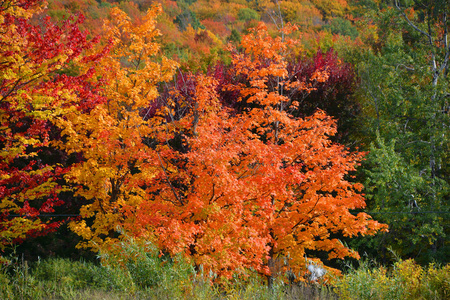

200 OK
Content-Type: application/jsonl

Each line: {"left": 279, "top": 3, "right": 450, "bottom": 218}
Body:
{"left": 0, "top": 0, "right": 105, "bottom": 249}
{"left": 68, "top": 16, "right": 383, "bottom": 278}
{"left": 58, "top": 4, "right": 177, "bottom": 250}
{"left": 1, "top": 1, "right": 387, "bottom": 282}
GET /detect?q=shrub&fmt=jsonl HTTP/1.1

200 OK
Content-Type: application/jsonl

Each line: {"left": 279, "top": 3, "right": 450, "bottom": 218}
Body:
{"left": 237, "top": 8, "right": 260, "bottom": 22}
{"left": 323, "top": 17, "right": 358, "bottom": 39}
{"left": 334, "top": 259, "right": 450, "bottom": 300}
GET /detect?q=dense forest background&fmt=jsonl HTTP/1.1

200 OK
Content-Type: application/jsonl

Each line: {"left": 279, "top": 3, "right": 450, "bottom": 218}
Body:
{"left": 1, "top": 0, "right": 449, "bottom": 289}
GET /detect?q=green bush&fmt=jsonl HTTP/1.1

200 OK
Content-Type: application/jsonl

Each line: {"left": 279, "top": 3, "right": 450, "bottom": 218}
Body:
{"left": 175, "top": 10, "right": 205, "bottom": 31}
{"left": 237, "top": 8, "right": 260, "bottom": 22}
{"left": 323, "top": 17, "right": 358, "bottom": 39}
{"left": 227, "top": 29, "right": 242, "bottom": 44}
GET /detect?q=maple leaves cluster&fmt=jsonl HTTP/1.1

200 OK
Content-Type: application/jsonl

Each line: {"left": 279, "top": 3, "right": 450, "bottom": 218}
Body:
{"left": 0, "top": 0, "right": 105, "bottom": 249}
{"left": 0, "top": 0, "right": 386, "bottom": 280}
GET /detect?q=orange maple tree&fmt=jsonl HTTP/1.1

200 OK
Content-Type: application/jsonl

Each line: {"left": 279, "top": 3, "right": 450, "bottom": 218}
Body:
{"left": 228, "top": 23, "right": 387, "bottom": 282}
{"left": 122, "top": 23, "right": 387, "bottom": 280}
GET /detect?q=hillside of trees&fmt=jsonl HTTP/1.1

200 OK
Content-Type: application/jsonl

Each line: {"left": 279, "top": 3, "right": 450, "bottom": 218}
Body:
{"left": 1, "top": 0, "right": 448, "bottom": 293}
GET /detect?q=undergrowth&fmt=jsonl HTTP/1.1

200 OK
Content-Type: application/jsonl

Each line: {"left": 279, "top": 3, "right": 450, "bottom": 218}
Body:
{"left": 0, "top": 240, "right": 448, "bottom": 299}
{"left": 334, "top": 258, "right": 449, "bottom": 300}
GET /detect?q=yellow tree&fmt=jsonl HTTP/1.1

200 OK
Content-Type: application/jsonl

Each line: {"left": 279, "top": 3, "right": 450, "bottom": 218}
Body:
{"left": 58, "top": 4, "right": 177, "bottom": 251}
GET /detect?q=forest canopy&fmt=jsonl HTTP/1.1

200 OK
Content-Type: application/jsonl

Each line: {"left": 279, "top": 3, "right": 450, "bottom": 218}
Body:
{"left": 1, "top": 0, "right": 448, "bottom": 285}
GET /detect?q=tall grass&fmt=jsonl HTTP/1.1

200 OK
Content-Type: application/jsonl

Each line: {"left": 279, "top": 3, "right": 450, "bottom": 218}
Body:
{"left": 333, "top": 259, "right": 450, "bottom": 300}
{"left": 3, "top": 238, "right": 447, "bottom": 299}
{"left": 0, "top": 238, "right": 337, "bottom": 299}
{"left": 0, "top": 252, "right": 133, "bottom": 299}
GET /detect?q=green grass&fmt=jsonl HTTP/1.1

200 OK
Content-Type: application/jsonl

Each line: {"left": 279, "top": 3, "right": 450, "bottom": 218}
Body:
{"left": 0, "top": 256, "right": 335, "bottom": 299}
{"left": 1, "top": 240, "right": 448, "bottom": 299}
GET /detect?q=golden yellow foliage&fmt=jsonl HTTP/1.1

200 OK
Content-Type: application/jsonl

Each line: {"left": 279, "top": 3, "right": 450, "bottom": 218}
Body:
{"left": 59, "top": 4, "right": 177, "bottom": 250}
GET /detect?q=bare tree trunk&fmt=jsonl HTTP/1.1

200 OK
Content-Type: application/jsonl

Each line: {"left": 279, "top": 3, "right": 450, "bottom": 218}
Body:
{"left": 266, "top": 236, "right": 275, "bottom": 290}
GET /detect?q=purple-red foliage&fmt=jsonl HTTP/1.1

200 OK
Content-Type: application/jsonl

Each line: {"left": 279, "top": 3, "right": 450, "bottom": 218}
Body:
{"left": 289, "top": 49, "right": 359, "bottom": 142}
{"left": 205, "top": 49, "right": 358, "bottom": 143}
{"left": 208, "top": 62, "right": 246, "bottom": 113}
{"left": 143, "top": 71, "right": 198, "bottom": 122}
{"left": 207, "top": 50, "right": 358, "bottom": 142}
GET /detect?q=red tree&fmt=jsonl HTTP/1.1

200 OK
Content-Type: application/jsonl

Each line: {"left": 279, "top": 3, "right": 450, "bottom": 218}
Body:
{"left": 0, "top": 0, "right": 106, "bottom": 250}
